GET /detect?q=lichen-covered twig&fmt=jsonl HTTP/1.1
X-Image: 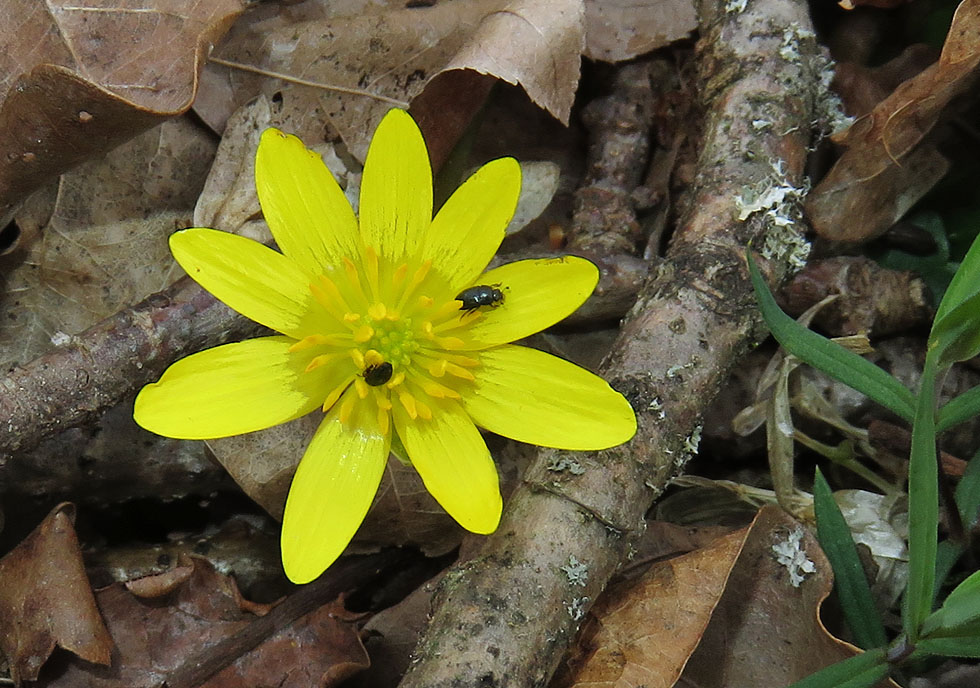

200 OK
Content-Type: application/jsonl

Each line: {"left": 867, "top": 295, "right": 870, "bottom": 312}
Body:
{"left": 398, "top": 0, "right": 825, "bottom": 683}
{"left": 0, "top": 275, "right": 263, "bottom": 458}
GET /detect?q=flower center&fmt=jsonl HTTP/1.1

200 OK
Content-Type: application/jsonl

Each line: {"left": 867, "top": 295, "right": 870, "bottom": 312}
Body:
{"left": 289, "top": 245, "right": 480, "bottom": 430}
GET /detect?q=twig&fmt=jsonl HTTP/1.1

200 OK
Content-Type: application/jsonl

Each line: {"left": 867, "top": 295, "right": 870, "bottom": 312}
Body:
{"left": 397, "top": 0, "right": 825, "bottom": 683}
{"left": 0, "top": 275, "right": 263, "bottom": 458}
{"left": 208, "top": 56, "right": 411, "bottom": 108}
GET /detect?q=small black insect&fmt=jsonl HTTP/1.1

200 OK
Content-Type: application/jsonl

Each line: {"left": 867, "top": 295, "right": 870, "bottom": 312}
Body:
{"left": 456, "top": 284, "right": 504, "bottom": 313}
{"left": 363, "top": 361, "right": 393, "bottom": 386}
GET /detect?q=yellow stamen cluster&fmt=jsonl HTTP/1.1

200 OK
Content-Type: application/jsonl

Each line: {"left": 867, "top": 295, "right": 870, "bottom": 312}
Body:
{"left": 288, "top": 246, "right": 482, "bottom": 432}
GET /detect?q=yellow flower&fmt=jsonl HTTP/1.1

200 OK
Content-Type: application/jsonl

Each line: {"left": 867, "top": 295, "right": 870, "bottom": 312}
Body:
{"left": 134, "top": 109, "right": 636, "bottom": 583}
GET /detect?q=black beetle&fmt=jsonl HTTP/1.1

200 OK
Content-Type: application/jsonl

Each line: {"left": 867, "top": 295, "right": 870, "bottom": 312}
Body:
{"left": 363, "top": 361, "right": 393, "bottom": 386}
{"left": 456, "top": 284, "right": 504, "bottom": 313}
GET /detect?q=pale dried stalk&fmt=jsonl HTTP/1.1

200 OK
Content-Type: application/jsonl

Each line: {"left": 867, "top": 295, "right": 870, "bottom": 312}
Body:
{"left": 398, "top": 0, "right": 825, "bottom": 683}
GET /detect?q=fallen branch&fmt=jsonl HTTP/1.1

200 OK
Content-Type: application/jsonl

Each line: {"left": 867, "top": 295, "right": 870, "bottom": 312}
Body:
{"left": 397, "top": 0, "right": 825, "bottom": 683}
{"left": 0, "top": 275, "right": 264, "bottom": 458}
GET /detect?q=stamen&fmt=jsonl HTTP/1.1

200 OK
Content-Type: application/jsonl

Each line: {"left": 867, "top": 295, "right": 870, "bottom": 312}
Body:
{"left": 322, "top": 378, "right": 353, "bottom": 412}
{"left": 377, "top": 407, "right": 390, "bottom": 435}
{"left": 343, "top": 313, "right": 361, "bottom": 323}
{"left": 392, "top": 262, "right": 409, "bottom": 286}
{"left": 339, "top": 394, "right": 356, "bottom": 424}
{"left": 355, "top": 378, "right": 370, "bottom": 399}
{"left": 396, "top": 259, "right": 433, "bottom": 311}
{"left": 364, "top": 349, "right": 384, "bottom": 366}
{"left": 417, "top": 295, "right": 434, "bottom": 308}
{"left": 316, "top": 274, "right": 353, "bottom": 314}
{"left": 343, "top": 257, "right": 370, "bottom": 305}
{"left": 289, "top": 334, "right": 332, "bottom": 352}
{"left": 387, "top": 372, "right": 406, "bottom": 388}
{"left": 445, "top": 362, "right": 476, "bottom": 380}
{"left": 428, "top": 360, "right": 448, "bottom": 378}
{"left": 445, "top": 354, "right": 480, "bottom": 368}
{"left": 377, "top": 395, "right": 393, "bottom": 411}
{"left": 416, "top": 400, "right": 433, "bottom": 420}
{"left": 422, "top": 380, "right": 461, "bottom": 399}
{"left": 353, "top": 325, "right": 375, "bottom": 343}
{"left": 305, "top": 352, "right": 341, "bottom": 373}
{"left": 310, "top": 282, "right": 348, "bottom": 322}
{"left": 368, "top": 302, "right": 387, "bottom": 320}
{"left": 399, "top": 391, "right": 418, "bottom": 419}
{"left": 432, "top": 335, "right": 465, "bottom": 350}
{"left": 350, "top": 349, "right": 366, "bottom": 368}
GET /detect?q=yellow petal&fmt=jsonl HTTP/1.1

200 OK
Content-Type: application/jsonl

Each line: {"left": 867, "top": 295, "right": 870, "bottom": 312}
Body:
{"left": 359, "top": 109, "right": 432, "bottom": 263}
{"left": 281, "top": 391, "right": 390, "bottom": 583}
{"left": 458, "top": 256, "right": 599, "bottom": 349}
{"left": 462, "top": 345, "right": 636, "bottom": 450}
{"left": 393, "top": 400, "right": 501, "bottom": 534}
{"left": 134, "top": 336, "right": 350, "bottom": 440}
{"left": 255, "top": 128, "right": 360, "bottom": 277}
{"left": 424, "top": 158, "right": 521, "bottom": 288}
{"left": 170, "top": 228, "right": 326, "bottom": 339}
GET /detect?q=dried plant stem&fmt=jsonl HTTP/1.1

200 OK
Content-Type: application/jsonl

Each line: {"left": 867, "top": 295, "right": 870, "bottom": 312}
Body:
{"left": 397, "top": 0, "right": 825, "bottom": 683}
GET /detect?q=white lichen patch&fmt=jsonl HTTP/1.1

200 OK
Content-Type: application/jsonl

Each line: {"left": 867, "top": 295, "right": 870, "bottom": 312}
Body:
{"left": 666, "top": 361, "right": 697, "bottom": 379}
{"left": 683, "top": 424, "right": 703, "bottom": 455}
{"left": 561, "top": 555, "right": 589, "bottom": 587}
{"left": 778, "top": 23, "right": 816, "bottom": 62}
{"left": 726, "top": 0, "right": 748, "bottom": 12}
{"left": 735, "top": 157, "right": 811, "bottom": 271}
{"left": 567, "top": 596, "right": 591, "bottom": 621}
{"left": 814, "top": 53, "right": 854, "bottom": 136}
{"left": 546, "top": 456, "right": 586, "bottom": 475}
{"left": 771, "top": 526, "right": 817, "bottom": 587}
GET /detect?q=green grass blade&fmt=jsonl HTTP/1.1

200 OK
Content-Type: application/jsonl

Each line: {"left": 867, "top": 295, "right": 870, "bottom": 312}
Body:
{"left": 786, "top": 649, "right": 888, "bottom": 688}
{"left": 929, "top": 291, "right": 980, "bottom": 367}
{"left": 915, "top": 635, "right": 980, "bottom": 658}
{"left": 813, "top": 468, "right": 888, "bottom": 649}
{"left": 904, "top": 360, "right": 940, "bottom": 640}
{"left": 934, "top": 540, "right": 964, "bottom": 601}
{"left": 934, "top": 227, "right": 980, "bottom": 325}
{"left": 748, "top": 253, "right": 915, "bottom": 422}
{"left": 954, "top": 446, "right": 980, "bottom": 528}
{"left": 936, "top": 383, "right": 980, "bottom": 433}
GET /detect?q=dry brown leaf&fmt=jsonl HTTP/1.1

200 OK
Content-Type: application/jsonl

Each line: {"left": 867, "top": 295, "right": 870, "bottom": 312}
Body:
{"left": 681, "top": 506, "right": 899, "bottom": 687}
{"left": 195, "top": 0, "right": 585, "bottom": 162}
{"left": 0, "top": 503, "right": 113, "bottom": 683}
{"left": 807, "top": 0, "right": 980, "bottom": 242}
{"left": 47, "top": 554, "right": 368, "bottom": 687}
{"left": 559, "top": 506, "right": 898, "bottom": 688}
{"left": 558, "top": 526, "right": 747, "bottom": 687}
{"left": 0, "top": 0, "right": 243, "bottom": 220}
{"left": 0, "top": 117, "right": 216, "bottom": 370}
{"left": 583, "top": 0, "right": 696, "bottom": 62}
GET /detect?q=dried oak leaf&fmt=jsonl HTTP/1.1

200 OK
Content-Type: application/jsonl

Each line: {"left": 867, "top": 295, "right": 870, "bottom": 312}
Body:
{"left": 559, "top": 505, "right": 898, "bottom": 688}
{"left": 195, "top": 0, "right": 585, "bottom": 160}
{"left": 807, "top": 0, "right": 980, "bottom": 243}
{"left": 0, "top": 117, "right": 216, "bottom": 371}
{"left": 583, "top": 0, "right": 696, "bottom": 63}
{"left": 0, "top": 503, "right": 112, "bottom": 684}
{"left": 47, "top": 554, "right": 368, "bottom": 688}
{"left": 0, "top": 0, "right": 244, "bottom": 219}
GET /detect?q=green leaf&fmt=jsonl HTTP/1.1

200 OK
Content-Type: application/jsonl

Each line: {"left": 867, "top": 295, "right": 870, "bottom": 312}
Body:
{"left": 813, "top": 468, "right": 888, "bottom": 649}
{"left": 936, "top": 383, "right": 980, "bottom": 433}
{"left": 934, "top": 540, "right": 963, "bottom": 601}
{"left": 955, "top": 446, "right": 980, "bottom": 528}
{"left": 915, "top": 635, "right": 980, "bottom": 658}
{"left": 903, "top": 360, "right": 940, "bottom": 640}
{"left": 924, "top": 569, "right": 980, "bottom": 635}
{"left": 928, "top": 290, "right": 980, "bottom": 367}
{"left": 934, "top": 226, "right": 980, "bottom": 324}
{"left": 786, "top": 649, "right": 888, "bottom": 688}
{"left": 747, "top": 252, "right": 915, "bottom": 422}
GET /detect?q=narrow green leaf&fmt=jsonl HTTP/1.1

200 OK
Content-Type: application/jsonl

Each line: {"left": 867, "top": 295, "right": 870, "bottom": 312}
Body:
{"left": 916, "top": 635, "right": 980, "bottom": 658}
{"left": 748, "top": 252, "right": 915, "bottom": 421}
{"left": 786, "top": 649, "right": 888, "bottom": 688}
{"left": 954, "top": 445, "right": 980, "bottom": 528}
{"left": 926, "top": 569, "right": 980, "bottom": 633}
{"left": 904, "top": 360, "right": 940, "bottom": 640}
{"left": 934, "top": 540, "right": 964, "bottom": 601}
{"left": 936, "top": 383, "right": 980, "bottom": 433}
{"left": 934, "top": 227, "right": 980, "bottom": 325}
{"left": 813, "top": 468, "right": 888, "bottom": 649}
{"left": 929, "top": 290, "right": 980, "bottom": 367}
